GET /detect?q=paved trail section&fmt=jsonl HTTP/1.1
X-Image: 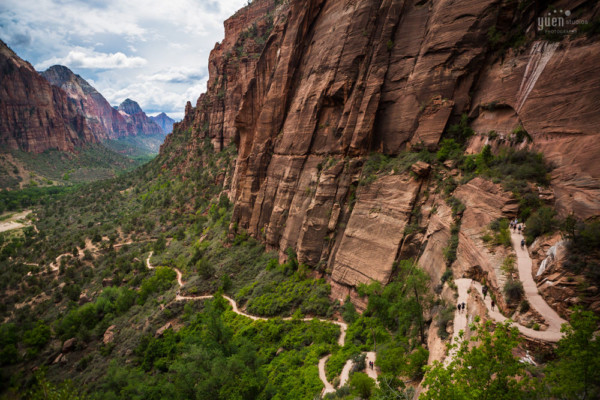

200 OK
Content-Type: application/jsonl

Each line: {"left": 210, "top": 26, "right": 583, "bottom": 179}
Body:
{"left": 511, "top": 230, "right": 567, "bottom": 337}
{"left": 446, "top": 278, "right": 471, "bottom": 365}
{"left": 446, "top": 230, "right": 567, "bottom": 363}
{"left": 0, "top": 210, "right": 32, "bottom": 233}
{"left": 146, "top": 252, "right": 366, "bottom": 396}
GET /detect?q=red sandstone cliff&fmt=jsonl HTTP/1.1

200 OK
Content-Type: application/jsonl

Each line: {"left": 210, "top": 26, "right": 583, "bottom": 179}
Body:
{"left": 170, "top": 0, "right": 600, "bottom": 307}
{"left": 42, "top": 67, "right": 164, "bottom": 139}
{"left": 0, "top": 41, "right": 96, "bottom": 152}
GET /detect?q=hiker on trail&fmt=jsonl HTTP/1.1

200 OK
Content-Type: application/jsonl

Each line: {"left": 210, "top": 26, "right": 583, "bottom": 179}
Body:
{"left": 491, "top": 300, "right": 495, "bottom": 311}
{"left": 482, "top": 285, "right": 488, "bottom": 299}
{"left": 518, "top": 225, "right": 522, "bottom": 234}
{"left": 521, "top": 238, "right": 525, "bottom": 249}
{"left": 370, "top": 361, "right": 374, "bottom": 369}
{"left": 457, "top": 303, "right": 461, "bottom": 313}
{"left": 461, "top": 302, "right": 466, "bottom": 312}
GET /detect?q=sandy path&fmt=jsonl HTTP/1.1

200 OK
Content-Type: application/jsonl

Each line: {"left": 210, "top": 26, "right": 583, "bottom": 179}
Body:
{"left": 442, "top": 231, "right": 568, "bottom": 364}
{"left": 338, "top": 359, "right": 354, "bottom": 388}
{"left": 0, "top": 210, "right": 32, "bottom": 233}
{"left": 319, "top": 355, "right": 335, "bottom": 395}
{"left": 146, "top": 251, "right": 364, "bottom": 395}
{"left": 511, "top": 230, "right": 567, "bottom": 334}
{"left": 444, "top": 231, "right": 567, "bottom": 350}
{"left": 365, "top": 351, "right": 377, "bottom": 380}
{"left": 445, "top": 278, "right": 471, "bottom": 364}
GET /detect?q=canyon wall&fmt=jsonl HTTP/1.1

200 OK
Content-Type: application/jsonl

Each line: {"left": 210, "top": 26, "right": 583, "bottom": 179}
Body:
{"left": 172, "top": 0, "right": 600, "bottom": 302}
{"left": 42, "top": 67, "right": 164, "bottom": 139}
{"left": 0, "top": 41, "right": 96, "bottom": 152}
{"left": 0, "top": 42, "right": 166, "bottom": 154}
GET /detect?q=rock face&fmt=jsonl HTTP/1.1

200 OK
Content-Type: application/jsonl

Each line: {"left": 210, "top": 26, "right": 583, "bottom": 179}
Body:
{"left": 42, "top": 67, "right": 164, "bottom": 140}
{"left": 0, "top": 41, "right": 96, "bottom": 152}
{"left": 331, "top": 174, "right": 421, "bottom": 287}
{"left": 169, "top": 0, "right": 600, "bottom": 302}
{"left": 117, "top": 98, "right": 143, "bottom": 116}
{"left": 150, "top": 112, "right": 176, "bottom": 134}
{"left": 116, "top": 98, "right": 164, "bottom": 137}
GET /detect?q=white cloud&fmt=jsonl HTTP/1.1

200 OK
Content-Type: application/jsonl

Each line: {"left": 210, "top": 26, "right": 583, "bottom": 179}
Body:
{"left": 36, "top": 48, "right": 147, "bottom": 70}
{"left": 1, "top": 0, "right": 248, "bottom": 118}
{"left": 144, "top": 67, "right": 206, "bottom": 84}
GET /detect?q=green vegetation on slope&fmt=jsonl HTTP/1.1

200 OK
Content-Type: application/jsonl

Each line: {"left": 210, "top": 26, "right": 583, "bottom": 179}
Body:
{"left": 0, "top": 143, "right": 151, "bottom": 190}
{"left": 423, "top": 309, "right": 600, "bottom": 400}
{"left": 0, "top": 131, "right": 344, "bottom": 398}
{"left": 98, "top": 296, "right": 339, "bottom": 400}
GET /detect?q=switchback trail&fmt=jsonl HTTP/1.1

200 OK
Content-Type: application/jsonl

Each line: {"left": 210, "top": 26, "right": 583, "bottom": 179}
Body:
{"left": 446, "top": 230, "right": 567, "bottom": 363}
{"left": 147, "top": 227, "right": 567, "bottom": 392}
{"left": 145, "top": 252, "right": 372, "bottom": 396}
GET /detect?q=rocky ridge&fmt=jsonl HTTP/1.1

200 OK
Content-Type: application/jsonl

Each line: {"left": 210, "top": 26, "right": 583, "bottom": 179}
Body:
{"left": 42, "top": 67, "right": 164, "bottom": 140}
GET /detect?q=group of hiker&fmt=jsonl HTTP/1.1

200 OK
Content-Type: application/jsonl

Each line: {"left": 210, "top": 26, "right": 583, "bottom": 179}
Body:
{"left": 456, "top": 302, "right": 466, "bottom": 313}
{"left": 368, "top": 360, "right": 374, "bottom": 369}
{"left": 510, "top": 218, "right": 527, "bottom": 248}
{"left": 510, "top": 218, "right": 522, "bottom": 233}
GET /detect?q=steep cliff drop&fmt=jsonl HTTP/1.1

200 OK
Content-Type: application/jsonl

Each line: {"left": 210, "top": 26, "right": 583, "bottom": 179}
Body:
{"left": 170, "top": 0, "right": 600, "bottom": 311}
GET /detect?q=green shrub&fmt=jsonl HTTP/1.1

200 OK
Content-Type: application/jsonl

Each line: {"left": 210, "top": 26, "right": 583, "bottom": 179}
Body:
{"left": 342, "top": 297, "right": 358, "bottom": 324}
{"left": 437, "top": 139, "right": 463, "bottom": 162}
{"left": 445, "top": 114, "right": 474, "bottom": 143}
{"left": 511, "top": 125, "right": 531, "bottom": 143}
{"left": 0, "top": 323, "right": 19, "bottom": 365}
{"left": 487, "top": 218, "right": 511, "bottom": 247}
{"left": 436, "top": 304, "right": 455, "bottom": 340}
{"left": 350, "top": 372, "right": 375, "bottom": 398}
{"left": 447, "top": 197, "right": 465, "bottom": 217}
{"left": 139, "top": 266, "right": 177, "bottom": 304}
{"left": 501, "top": 255, "right": 516, "bottom": 275}
{"left": 443, "top": 222, "right": 461, "bottom": 266}
{"left": 407, "top": 346, "right": 429, "bottom": 380}
{"left": 441, "top": 269, "right": 453, "bottom": 284}
{"left": 503, "top": 279, "right": 524, "bottom": 304}
{"left": 23, "top": 322, "right": 51, "bottom": 355}
{"left": 525, "top": 206, "right": 557, "bottom": 244}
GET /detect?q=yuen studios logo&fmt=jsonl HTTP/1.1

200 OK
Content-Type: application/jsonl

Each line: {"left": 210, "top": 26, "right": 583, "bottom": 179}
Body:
{"left": 538, "top": 9, "right": 588, "bottom": 35}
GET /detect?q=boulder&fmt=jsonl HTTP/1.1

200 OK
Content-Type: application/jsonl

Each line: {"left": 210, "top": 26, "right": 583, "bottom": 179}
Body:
{"left": 78, "top": 293, "right": 90, "bottom": 305}
{"left": 155, "top": 322, "right": 172, "bottom": 338}
{"left": 103, "top": 325, "right": 117, "bottom": 345}
{"left": 62, "top": 338, "right": 76, "bottom": 353}
{"left": 411, "top": 161, "right": 431, "bottom": 177}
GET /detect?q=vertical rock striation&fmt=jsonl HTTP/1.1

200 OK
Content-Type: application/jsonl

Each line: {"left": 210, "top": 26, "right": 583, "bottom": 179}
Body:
{"left": 170, "top": 0, "right": 600, "bottom": 298}
{"left": 0, "top": 41, "right": 95, "bottom": 152}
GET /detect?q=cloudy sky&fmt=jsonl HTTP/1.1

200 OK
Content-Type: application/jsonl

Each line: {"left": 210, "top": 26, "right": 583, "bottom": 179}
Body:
{"left": 0, "top": 0, "right": 248, "bottom": 120}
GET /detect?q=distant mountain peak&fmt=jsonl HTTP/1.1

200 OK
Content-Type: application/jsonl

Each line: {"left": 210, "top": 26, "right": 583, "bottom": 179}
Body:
{"left": 118, "top": 98, "right": 143, "bottom": 115}
{"left": 41, "top": 65, "right": 98, "bottom": 95}
{"left": 149, "top": 112, "right": 175, "bottom": 134}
